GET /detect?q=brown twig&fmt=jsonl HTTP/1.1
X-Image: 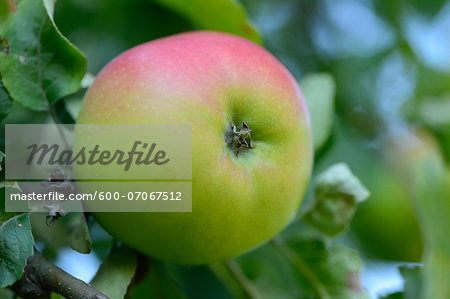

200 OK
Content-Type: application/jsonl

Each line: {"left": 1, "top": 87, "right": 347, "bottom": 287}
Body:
{"left": 11, "top": 250, "right": 109, "bottom": 299}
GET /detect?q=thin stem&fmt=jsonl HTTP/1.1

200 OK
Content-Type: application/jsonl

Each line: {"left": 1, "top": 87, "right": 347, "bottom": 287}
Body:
{"left": 273, "top": 240, "right": 330, "bottom": 299}
{"left": 210, "top": 260, "right": 262, "bottom": 299}
{"left": 225, "top": 260, "right": 262, "bottom": 299}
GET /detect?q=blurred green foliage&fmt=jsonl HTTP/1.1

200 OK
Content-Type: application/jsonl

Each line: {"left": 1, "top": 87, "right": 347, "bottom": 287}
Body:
{"left": 1, "top": 0, "right": 450, "bottom": 298}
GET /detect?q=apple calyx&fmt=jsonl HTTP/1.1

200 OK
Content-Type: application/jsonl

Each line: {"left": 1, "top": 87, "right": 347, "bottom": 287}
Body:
{"left": 225, "top": 121, "right": 253, "bottom": 157}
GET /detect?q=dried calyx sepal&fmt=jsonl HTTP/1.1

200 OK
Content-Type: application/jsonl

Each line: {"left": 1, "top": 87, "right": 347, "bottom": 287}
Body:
{"left": 41, "top": 168, "right": 74, "bottom": 225}
{"left": 226, "top": 121, "right": 254, "bottom": 156}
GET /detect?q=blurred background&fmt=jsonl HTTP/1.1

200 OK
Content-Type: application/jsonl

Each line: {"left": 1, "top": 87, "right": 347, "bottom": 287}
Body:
{"left": 3, "top": 0, "right": 449, "bottom": 298}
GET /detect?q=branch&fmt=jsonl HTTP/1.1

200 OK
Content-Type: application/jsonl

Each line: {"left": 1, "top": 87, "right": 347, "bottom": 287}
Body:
{"left": 11, "top": 250, "right": 109, "bottom": 299}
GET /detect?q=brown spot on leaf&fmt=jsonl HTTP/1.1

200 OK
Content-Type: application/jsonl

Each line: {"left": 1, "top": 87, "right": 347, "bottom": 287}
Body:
{"left": 241, "top": 24, "right": 253, "bottom": 35}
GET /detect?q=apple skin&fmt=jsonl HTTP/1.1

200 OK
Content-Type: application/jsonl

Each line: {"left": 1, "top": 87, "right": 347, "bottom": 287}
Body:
{"left": 352, "top": 129, "right": 445, "bottom": 262}
{"left": 351, "top": 165, "right": 423, "bottom": 262}
{"left": 318, "top": 120, "right": 427, "bottom": 262}
{"left": 76, "top": 31, "right": 313, "bottom": 265}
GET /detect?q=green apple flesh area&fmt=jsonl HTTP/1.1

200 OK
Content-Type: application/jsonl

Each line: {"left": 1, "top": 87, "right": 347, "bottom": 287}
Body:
{"left": 76, "top": 31, "right": 313, "bottom": 265}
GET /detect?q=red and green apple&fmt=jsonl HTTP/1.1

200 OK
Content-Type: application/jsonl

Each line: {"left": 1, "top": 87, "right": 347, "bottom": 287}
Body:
{"left": 76, "top": 31, "right": 313, "bottom": 264}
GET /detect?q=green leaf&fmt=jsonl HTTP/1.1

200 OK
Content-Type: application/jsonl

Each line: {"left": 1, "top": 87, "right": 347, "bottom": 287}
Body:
{"left": 273, "top": 224, "right": 369, "bottom": 299}
{"left": 381, "top": 266, "right": 423, "bottom": 299}
{"left": 400, "top": 266, "right": 422, "bottom": 299}
{"left": 302, "top": 163, "right": 370, "bottom": 236}
{"left": 90, "top": 245, "right": 137, "bottom": 299}
{"left": 153, "top": 0, "right": 262, "bottom": 45}
{"left": 235, "top": 243, "right": 308, "bottom": 298}
{"left": 234, "top": 222, "right": 369, "bottom": 299}
{"left": 42, "top": 0, "right": 55, "bottom": 19}
{"left": 145, "top": 258, "right": 185, "bottom": 299}
{"left": 0, "top": 181, "right": 23, "bottom": 222}
{"left": 301, "top": 73, "right": 336, "bottom": 151}
{"left": 209, "top": 261, "right": 260, "bottom": 299}
{"left": 0, "top": 0, "right": 86, "bottom": 111}
{"left": 67, "top": 212, "right": 92, "bottom": 254}
{"left": 89, "top": 222, "right": 114, "bottom": 262}
{"left": 168, "top": 264, "right": 231, "bottom": 299}
{"left": 0, "top": 75, "right": 12, "bottom": 123}
{"left": 130, "top": 258, "right": 185, "bottom": 299}
{"left": 0, "top": 213, "right": 34, "bottom": 288}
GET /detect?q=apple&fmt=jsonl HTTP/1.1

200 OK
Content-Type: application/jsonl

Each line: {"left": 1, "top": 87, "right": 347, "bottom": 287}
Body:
{"left": 351, "top": 164, "right": 423, "bottom": 262}
{"left": 76, "top": 31, "right": 313, "bottom": 264}
{"left": 318, "top": 119, "right": 426, "bottom": 262}
{"left": 352, "top": 128, "right": 446, "bottom": 262}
